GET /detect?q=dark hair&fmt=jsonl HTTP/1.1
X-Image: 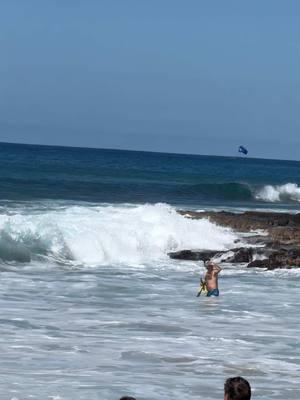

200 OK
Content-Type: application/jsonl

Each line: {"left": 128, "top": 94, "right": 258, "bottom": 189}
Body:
{"left": 224, "top": 377, "right": 251, "bottom": 400}
{"left": 119, "top": 397, "right": 136, "bottom": 400}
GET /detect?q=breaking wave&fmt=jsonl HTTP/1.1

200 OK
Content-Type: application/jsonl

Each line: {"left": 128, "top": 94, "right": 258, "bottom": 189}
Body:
{"left": 0, "top": 203, "right": 238, "bottom": 265}
{"left": 255, "top": 183, "right": 300, "bottom": 203}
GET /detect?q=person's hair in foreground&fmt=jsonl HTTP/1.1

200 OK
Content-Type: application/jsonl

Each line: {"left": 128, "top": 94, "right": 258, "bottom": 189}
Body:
{"left": 224, "top": 376, "right": 251, "bottom": 400}
{"left": 119, "top": 397, "right": 136, "bottom": 400}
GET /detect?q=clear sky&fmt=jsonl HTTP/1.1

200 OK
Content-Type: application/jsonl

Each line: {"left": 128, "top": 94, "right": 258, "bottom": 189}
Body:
{"left": 1, "top": 1, "right": 300, "bottom": 160}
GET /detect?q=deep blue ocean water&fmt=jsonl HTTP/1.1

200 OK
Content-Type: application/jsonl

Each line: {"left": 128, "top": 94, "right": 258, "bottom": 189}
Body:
{"left": 1, "top": 141, "right": 300, "bottom": 208}
{"left": 0, "top": 142, "right": 299, "bottom": 400}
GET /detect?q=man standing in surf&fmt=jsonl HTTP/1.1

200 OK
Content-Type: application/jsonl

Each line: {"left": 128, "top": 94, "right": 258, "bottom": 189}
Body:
{"left": 204, "top": 261, "right": 221, "bottom": 297}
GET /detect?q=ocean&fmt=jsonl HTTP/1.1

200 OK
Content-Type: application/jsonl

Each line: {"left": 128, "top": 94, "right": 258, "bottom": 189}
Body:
{"left": 0, "top": 142, "right": 299, "bottom": 400}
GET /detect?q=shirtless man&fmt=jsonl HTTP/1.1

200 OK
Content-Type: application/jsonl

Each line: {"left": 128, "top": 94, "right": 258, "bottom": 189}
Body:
{"left": 204, "top": 261, "right": 221, "bottom": 297}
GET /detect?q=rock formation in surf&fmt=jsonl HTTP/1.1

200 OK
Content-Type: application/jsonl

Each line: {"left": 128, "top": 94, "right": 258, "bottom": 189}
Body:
{"left": 169, "top": 210, "right": 300, "bottom": 270}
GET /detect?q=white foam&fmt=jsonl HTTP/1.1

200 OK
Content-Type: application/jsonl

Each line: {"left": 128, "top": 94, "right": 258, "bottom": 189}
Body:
{"left": 255, "top": 183, "right": 300, "bottom": 202}
{"left": 0, "top": 203, "right": 239, "bottom": 265}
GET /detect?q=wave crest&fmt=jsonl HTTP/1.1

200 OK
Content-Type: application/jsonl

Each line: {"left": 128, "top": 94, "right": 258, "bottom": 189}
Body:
{"left": 255, "top": 183, "right": 300, "bottom": 203}
{"left": 0, "top": 203, "right": 238, "bottom": 265}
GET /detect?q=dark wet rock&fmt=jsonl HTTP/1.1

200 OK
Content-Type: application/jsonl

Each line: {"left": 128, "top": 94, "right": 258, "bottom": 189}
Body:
{"left": 268, "top": 249, "right": 300, "bottom": 269}
{"left": 179, "top": 211, "right": 300, "bottom": 236}
{"left": 244, "top": 235, "right": 268, "bottom": 245}
{"left": 225, "top": 248, "right": 253, "bottom": 263}
{"left": 247, "top": 246, "right": 300, "bottom": 269}
{"left": 269, "top": 227, "right": 300, "bottom": 244}
{"left": 169, "top": 247, "right": 254, "bottom": 263}
{"left": 168, "top": 249, "right": 224, "bottom": 261}
{"left": 174, "top": 209, "right": 300, "bottom": 269}
{"left": 247, "top": 259, "right": 268, "bottom": 269}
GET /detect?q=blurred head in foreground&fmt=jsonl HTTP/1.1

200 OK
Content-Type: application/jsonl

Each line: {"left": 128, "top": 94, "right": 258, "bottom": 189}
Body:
{"left": 224, "top": 377, "right": 251, "bottom": 400}
{"left": 119, "top": 397, "right": 136, "bottom": 400}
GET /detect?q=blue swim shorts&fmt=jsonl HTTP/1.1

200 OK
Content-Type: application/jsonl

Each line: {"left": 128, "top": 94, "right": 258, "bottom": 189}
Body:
{"left": 206, "top": 289, "right": 219, "bottom": 297}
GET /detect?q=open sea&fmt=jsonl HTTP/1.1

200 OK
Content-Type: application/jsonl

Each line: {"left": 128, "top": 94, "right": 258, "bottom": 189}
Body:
{"left": 0, "top": 142, "right": 299, "bottom": 400}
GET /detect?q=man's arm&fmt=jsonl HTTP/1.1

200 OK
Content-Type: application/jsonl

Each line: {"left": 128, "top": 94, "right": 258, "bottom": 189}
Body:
{"left": 212, "top": 264, "right": 222, "bottom": 274}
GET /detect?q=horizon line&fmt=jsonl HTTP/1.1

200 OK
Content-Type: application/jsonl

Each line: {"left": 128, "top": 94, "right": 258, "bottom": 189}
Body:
{"left": 0, "top": 140, "right": 298, "bottom": 163}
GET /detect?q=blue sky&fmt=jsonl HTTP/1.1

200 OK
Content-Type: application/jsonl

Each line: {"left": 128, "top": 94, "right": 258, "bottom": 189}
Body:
{"left": 1, "top": 1, "right": 300, "bottom": 159}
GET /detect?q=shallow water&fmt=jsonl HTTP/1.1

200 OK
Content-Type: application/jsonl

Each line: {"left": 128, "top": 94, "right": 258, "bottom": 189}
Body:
{"left": 0, "top": 260, "right": 299, "bottom": 400}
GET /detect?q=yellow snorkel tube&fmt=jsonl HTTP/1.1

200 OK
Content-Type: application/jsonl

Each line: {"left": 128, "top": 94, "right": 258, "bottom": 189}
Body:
{"left": 196, "top": 278, "right": 208, "bottom": 297}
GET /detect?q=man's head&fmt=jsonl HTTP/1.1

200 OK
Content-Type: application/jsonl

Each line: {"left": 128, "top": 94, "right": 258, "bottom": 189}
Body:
{"left": 224, "top": 377, "right": 251, "bottom": 400}
{"left": 205, "top": 261, "right": 214, "bottom": 269}
{"left": 119, "top": 397, "right": 136, "bottom": 400}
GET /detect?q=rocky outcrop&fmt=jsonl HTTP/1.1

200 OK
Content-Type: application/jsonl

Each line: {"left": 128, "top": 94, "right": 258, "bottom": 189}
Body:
{"left": 168, "top": 250, "right": 224, "bottom": 261}
{"left": 247, "top": 247, "right": 300, "bottom": 270}
{"left": 171, "top": 210, "right": 300, "bottom": 269}
{"left": 168, "top": 247, "right": 254, "bottom": 263}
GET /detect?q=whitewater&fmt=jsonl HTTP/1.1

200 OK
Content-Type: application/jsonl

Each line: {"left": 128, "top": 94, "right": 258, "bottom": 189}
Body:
{"left": 0, "top": 143, "right": 300, "bottom": 400}
{"left": 0, "top": 201, "right": 299, "bottom": 400}
{"left": 255, "top": 183, "right": 300, "bottom": 203}
{"left": 0, "top": 203, "right": 238, "bottom": 265}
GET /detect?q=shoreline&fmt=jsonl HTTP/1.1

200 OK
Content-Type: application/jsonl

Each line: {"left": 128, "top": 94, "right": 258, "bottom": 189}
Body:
{"left": 169, "top": 210, "right": 300, "bottom": 269}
